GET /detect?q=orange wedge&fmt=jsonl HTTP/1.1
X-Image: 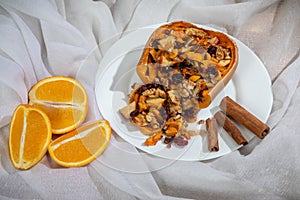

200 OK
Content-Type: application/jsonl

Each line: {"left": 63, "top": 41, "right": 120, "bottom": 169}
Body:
{"left": 28, "top": 76, "right": 88, "bottom": 134}
{"left": 9, "top": 104, "right": 52, "bottom": 170}
{"left": 48, "top": 120, "right": 111, "bottom": 167}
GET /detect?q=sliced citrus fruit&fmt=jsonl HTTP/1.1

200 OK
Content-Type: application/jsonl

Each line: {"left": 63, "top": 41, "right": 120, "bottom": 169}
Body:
{"left": 9, "top": 104, "right": 52, "bottom": 170}
{"left": 28, "top": 76, "right": 88, "bottom": 134}
{"left": 48, "top": 120, "right": 111, "bottom": 167}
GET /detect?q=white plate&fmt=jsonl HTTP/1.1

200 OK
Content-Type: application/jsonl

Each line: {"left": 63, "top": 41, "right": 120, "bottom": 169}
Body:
{"left": 95, "top": 23, "right": 273, "bottom": 161}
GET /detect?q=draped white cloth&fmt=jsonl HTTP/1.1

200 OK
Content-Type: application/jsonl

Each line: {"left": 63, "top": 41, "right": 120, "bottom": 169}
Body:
{"left": 0, "top": 0, "right": 300, "bottom": 199}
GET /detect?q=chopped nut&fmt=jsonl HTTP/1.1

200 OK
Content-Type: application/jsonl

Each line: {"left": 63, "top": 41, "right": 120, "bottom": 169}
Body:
{"left": 155, "top": 88, "right": 166, "bottom": 98}
{"left": 219, "top": 60, "right": 230, "bottom": 67}
{"left": 169, "top": 105, "right": 182, "bottom": 116}
{"left": 151, "top": 122, "right": 160, "bottom": 129}
{"left": 133, "top": 114, "right": 148, "bottom": 126}
{"left": 207, "top": 36, "right": 219, "bottom": 45}
{"left": 206, "top": 82, "right": 215, "bottom": 88}
{"left": 182, "top": 99, "right": 197, "bottom": 110}
{"left": 142, "top": 88, "right": 156, "bottom": 96}
{"left": 146, "top": 98, "right": 165, "bottom": 106}
{"left": 161, "top": 55, "right": 175, "bottom": 66}
{"left": 205, "top": 52, "right": 212, "bottom": 60}
{"left": 145, "top": 114, "right": 152, "bottom": 122}
{"left": 216, "top": 46, "right": 225, "bottom": 60}
{"left": 159, "top": 36, "right": 176, "bottom": 50}
{"left": 186, "top": 28, "right": 207, "bottom": 37}
{"left": 150, "top": 107, "right": 165, "bottom": 122}
{"left": 186, "top": 52, "right": 203, "bottom": 62}
{"left": 188, "top": 80, "right": 196, "bottom": 89}
{"left": 181, "top": 46, "right": 193, "bottom": 53}
{"left": 160, "top": 77, "right": 170, "bottom": 88}
{"left": 178, "top": 88, "right": 190, "bottom": 98}
{"left": 174, "top": 114, "right": 181, "bottom": 120}
{"left": 119, "top": 101, "right": 136, "bottom": 119}
{"left": 167, "top": 90, "right": 179, "bottom": 104}
{"left": 224, "top": 48, "right": 231, "bottom": 59}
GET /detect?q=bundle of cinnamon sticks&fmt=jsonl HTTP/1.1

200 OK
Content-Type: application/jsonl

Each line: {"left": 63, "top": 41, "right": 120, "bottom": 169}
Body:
{"left": 206, "top": 96, "right": 270, "bottom": 152}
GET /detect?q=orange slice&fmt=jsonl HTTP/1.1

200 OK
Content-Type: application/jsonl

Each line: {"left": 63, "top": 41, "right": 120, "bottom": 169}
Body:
{"left": 28, "top": 76, "right": 88, "bottom": 134}
{"left": 48, "top": 120, "right": 111, "bottom": 167}
{"left": 9, "top": 104, "right": 52, "bottom": 170}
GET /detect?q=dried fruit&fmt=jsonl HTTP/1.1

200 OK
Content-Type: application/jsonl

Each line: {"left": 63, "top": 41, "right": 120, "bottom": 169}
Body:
{"left": 144, "top": 132, "right": 163, "bottom": 146}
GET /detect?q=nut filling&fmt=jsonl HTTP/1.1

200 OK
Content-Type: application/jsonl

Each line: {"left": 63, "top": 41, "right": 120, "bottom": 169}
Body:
{"left": 147, "top": 26, "right": 233, "bottom": 122}
{"left": 119, "top": 83, "right": 185, "bottom": 146}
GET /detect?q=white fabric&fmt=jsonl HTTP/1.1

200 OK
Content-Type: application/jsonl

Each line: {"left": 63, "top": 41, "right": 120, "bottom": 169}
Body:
{"left": 0, "top": 0, "right": 299, "bottom": 199}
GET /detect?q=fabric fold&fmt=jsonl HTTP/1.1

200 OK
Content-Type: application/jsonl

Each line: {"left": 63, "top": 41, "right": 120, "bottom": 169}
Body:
{"left": 0, "top": 0, "right": 299, "bottom": 199}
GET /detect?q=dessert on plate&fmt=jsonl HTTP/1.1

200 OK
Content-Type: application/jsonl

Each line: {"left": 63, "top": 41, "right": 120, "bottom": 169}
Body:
{"left": 120, "top": 21, "right": 239, "bottom": 147}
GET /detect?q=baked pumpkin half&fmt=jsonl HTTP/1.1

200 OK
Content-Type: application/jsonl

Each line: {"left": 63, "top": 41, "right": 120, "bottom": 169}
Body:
{"left": 136, "top": 21, "right": 238, "bottom": 122}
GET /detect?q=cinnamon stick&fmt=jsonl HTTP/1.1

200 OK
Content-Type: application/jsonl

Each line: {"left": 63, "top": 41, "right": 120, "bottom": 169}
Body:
{"left": 206, "top": 118, "right": 219, "bottom": 152}
{"left": 220, "top": 96, "right": 270, "bottom": 139}
{"left": 214, "top": 111, "right": 248, "bottom": 145}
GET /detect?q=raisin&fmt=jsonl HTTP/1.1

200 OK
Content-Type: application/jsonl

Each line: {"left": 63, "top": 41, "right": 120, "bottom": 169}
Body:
{"left": 173, "top": 136, "right": 188, "bottom": 146}
{"left": 159, "top": 84, "right": 166, "bottom": 91}
{"left": 137, "top": 85, "right": 148, "bottom": 94}
{"left": 146, "top": 84, "right": 153, "bottom": 90}
{"left": 152, "top": 83, "right": 161, "bottom": 89}
{"left": 185, "top": 74, "right": 191, "bottom": 79}
{"left": 130, "top": 109, "right": 139, "bottom": 117}
{"left": 164, "top": 137, "right": 174, "bottom": 144}
{"left": 179, "top": 61, "right": 193, "bottom": 71}
{"left": 179, "top": 62, "right": 186, "bottom": 71}
{"left": 207, "top": 46, "right": 217, "bottom": 55}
